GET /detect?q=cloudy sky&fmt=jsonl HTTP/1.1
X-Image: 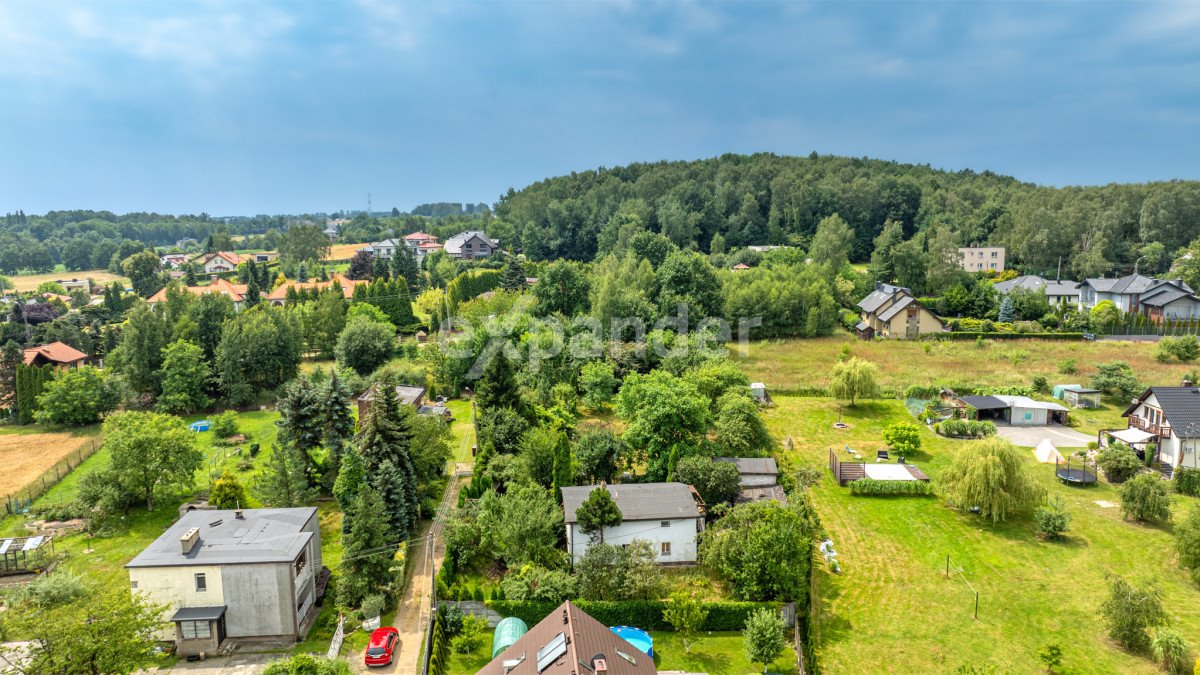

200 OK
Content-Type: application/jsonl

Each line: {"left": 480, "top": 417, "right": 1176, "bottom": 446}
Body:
{"left": 1, "top": 1, "right": 1197, "bottom": 215}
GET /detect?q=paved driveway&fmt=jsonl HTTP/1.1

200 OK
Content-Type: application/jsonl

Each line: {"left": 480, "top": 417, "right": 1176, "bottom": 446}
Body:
{"left": 994, "top": 423, "right": 1094, "bottom": 448}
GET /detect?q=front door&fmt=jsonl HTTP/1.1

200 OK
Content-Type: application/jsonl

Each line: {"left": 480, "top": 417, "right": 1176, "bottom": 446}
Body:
{"left": 906, "top": 308, "right": 919, "bottom": 338}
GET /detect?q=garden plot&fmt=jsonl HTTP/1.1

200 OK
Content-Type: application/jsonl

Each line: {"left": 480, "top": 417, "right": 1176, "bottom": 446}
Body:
{"left": 0, "top": 431, "right": 92, "bottom": 497}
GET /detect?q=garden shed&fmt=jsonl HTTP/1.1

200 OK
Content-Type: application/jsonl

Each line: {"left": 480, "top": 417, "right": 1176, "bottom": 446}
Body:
{"left": 958, "top": 395, "right": 1070, "bottom": 426}
{"left": 1062, "top": 387, "right": 1101, "bottom": 409}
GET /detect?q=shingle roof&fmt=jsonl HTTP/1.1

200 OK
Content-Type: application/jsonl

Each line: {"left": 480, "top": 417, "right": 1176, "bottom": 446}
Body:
{"left": 479, "top": 601, "right": 655, "bottom": 675}
{"left": 22, "top": 341, "right": 87, "bottom": 366}
{"left": 877, "top": 295, "right": 915, "bottom": 321}
{"left": 126, "top": 508, "right": 315, "bottom": 568}
{"left": 403, "top": 231, "right": 438, "bottom": 242}
{"left": 995, "top": 395, "right": 1069, "bottom": 412}
{"left": 857, "top": 282, "right": 909, "bottom": 313}
{"left": 716, "top": 457, "right": 779, "bottom": 475}
{"left": 1082, "top": 274, "right": 1193, "bottom": 296}
{"left": 1124, "top": 387, "right": 1200, "bottom": 437}
{"left": 561, "top": 483, "right": 700, "bottom": 523}
{"left": 443, "top": 230, "right": 498, "bottom": 254}
{"left": 147, "top": 278, "right": 249, "bottom": 304}
{"left": 264, "top": 274, "right": 367, "bottom": 301}
{"left": 357, "top": 384, "right": 426, "bottom": 407}
{"left": 993, "top": 275, "right": 1080, "bottom": 297}
{"left": 1139, "top": 289, "right": 1196, "bottom": 307}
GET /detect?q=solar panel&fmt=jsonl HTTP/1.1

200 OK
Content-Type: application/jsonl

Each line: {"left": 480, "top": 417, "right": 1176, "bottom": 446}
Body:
{"left": 536, "top": 632, "right": 567, "bottom": 672}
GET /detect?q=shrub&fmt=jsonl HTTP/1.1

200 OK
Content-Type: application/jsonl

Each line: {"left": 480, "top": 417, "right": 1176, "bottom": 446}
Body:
{"left": 487, "top": 599, "right": 780, "bottom": 632}
{"left": 1173, "top": 504, "right": 1200, "bottom": 585}
{"left": 1030, "top": 375, "right": 1049, "bottom": 394}
{"left": 1100, "top": 575, "right": 1167, "bottom": 652}
{"left": 261, "top": 654, "right": 350, "bottom": 675}
{"left": 451, "top": 614, "right": 487, "bottom": 654}
{"left": 1058, "top": 359, "right": 1077, "bottom": 375}
{"left": 1097, "top": 443, "right": 1142, "bottom": 483}
{"left": 1034, "top": 495, "right": 1071, "bottom": 540}
{"left": 1119, "top": 474, "right": 1172, "bottom": 523}
{"left": 848, "top": 478, "right": 933, "bottom": 496}
{"left": 881, "top": 422, "right": 921, "bottom": 456}
{"left": 934, "top": 419, "right": 997, "bottom": 439}
{"left": 1157, "top": 335, "right": 1200, "bottom": 363}
{"left": 1174, "top": 467, "right": 1200, "bottom": 497}
{"left": 903, "top": 384, "right": 941, "bottom": 399}
{"left": 211, "top": 410, "right": 239, "bottom": 439}
{"left": 1151, "top": 629, "right": 1192, "bottom": 675}
{"left": 360, "top": 593, "right": 386, "bottom": 620}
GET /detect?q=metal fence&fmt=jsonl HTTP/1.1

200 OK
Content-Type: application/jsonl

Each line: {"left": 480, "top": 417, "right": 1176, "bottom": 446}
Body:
{"left": 4, "top": 440, "right": 100, "bottom": 516}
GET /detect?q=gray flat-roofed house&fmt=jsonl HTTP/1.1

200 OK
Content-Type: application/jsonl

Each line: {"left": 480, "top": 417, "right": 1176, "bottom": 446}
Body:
{"left": 561, "top": 483, "right": 704, "bottom": 565}
{"left": 126, "top": 508, "right": 322, "bottom": 655}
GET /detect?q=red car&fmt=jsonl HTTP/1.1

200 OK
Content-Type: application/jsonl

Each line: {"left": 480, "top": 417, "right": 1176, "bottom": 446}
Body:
{"left": 364, "top": 626, "right": 399, "bottom": 667}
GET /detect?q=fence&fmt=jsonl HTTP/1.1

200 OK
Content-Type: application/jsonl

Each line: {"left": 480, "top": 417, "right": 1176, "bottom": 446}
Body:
{"left": 4, "top": 439, "right": 100, "bottom": 516}
{"left": 945, "top": 554, "right": 980, "bottom": 620}
{"left": 326, "top": 613, "right": 345, "bottom": 659}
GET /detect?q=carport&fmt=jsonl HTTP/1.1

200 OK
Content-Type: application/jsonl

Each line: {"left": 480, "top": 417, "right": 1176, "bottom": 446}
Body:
{"left": 959, "top": 395, "right": 1009, "bottom": 422}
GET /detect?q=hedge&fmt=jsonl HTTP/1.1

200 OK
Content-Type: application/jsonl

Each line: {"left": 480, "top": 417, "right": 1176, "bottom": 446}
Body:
{"left": 927, "top": 332, "right": 1084, "bottom": 341}
{"left": 934, "top": 419, "right": 997, "bottom": 439}
{"left": 486, "top": 599, "right": 783, "bottom": 632}
{"left": 903, "top": 384, "right": 941, "bottom": 399}
{"left": 849, "top": 478, "right": 934, "bottom": 496}
{"left": 1175, "top": 467, "right": 1200, "bottom": 497}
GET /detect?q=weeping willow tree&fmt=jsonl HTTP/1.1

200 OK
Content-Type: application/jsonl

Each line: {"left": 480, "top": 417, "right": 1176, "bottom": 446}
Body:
{"left": 940, "top": 438, "right": 1045, "bottom": 522}
{"left": 829, "top": 357, "right": 880, "bottom": 406}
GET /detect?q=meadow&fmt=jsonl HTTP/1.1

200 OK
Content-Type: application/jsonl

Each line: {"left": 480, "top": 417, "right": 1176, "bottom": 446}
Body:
{"left": 735, "top": 335, "right": 1183, "bottom": 393}
{"left": 7, "top": 266, "right": 127, "bottom": 292}
{"left": 762, "top": 396, "right": 1200, "bottom": 673}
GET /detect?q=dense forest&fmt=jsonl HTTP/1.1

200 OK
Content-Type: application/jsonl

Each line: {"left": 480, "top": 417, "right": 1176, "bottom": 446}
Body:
{"left": 495, "top": 153, "right": 1200, "bottom": 280}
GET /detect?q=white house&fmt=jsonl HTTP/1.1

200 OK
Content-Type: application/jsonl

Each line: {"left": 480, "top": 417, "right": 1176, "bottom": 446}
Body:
{"left": 1118, "top": 385, "right": 1200, "bottom": 473}
{"left": 443, "top": 230, "right": 499, "bottom": 259}
{"left": 125, "top": 508, "right": 323, "bottom": 655}
{"left": 958, "top": 246, "right": 1006, "bottom": 272}
{"left": 560, "top": 483, "right": 705, "bottom": 565}
{"left": 992, "top": 275, "right": 1080, "bottom": 306}
{"left": 1077, "top": 274, "right": 1200, "bottom": 320}
{"left": 361, "top": 238, "right": 401, "bottom": 260}
{"left": 191, "top": 251, "right": 243, "bottom": 274}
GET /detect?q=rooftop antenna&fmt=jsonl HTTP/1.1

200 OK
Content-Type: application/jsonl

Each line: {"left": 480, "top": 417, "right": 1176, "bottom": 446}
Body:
{"left": 367, "top": 192, "right": 372, "bottom": 217}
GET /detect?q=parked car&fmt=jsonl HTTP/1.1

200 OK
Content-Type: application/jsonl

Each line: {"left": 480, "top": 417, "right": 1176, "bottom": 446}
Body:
{"left": 364, "top": 626, "right": 399, "bottom": 667}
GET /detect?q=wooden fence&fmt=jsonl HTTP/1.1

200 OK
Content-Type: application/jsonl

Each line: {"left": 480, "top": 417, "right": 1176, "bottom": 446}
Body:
{"left": 4, "top": 440, "right": 100, "bottom": 516}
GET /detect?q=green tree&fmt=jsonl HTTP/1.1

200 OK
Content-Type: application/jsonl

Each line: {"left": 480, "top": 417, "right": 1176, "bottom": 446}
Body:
{"left": 743, "top": 606, "right": 786, "bottom": 673}
{"left": 473, "top": 349, "right": 527, "bottom": 417}
{"left": 655, "top": 250, "right": 723, "bottom": 325}
{"left": 500, "top": 253, "right": 527, "bottom": 291}
{"left": 575, "top": 486, "right": 623, "bottom": 544}
{"left": 255, "top": 443, "right": 319, "bottom": 507}
{"left": 209, "top": 469, "right": 248, "bottom": 509}
{"left": 320, "top": 370, "right": 356, "bottom": 466}
{"left": 715, "top": 391, "right": 772, "bottom": 456}
{"left": 100, "top": 411, "right": 202, "bottom": 511}
{"left": 392, "top": 244, "right": 421, "bottom": 291}
{"left": 1119, "top": 473, "right": 1172, "bottom": 523}
{"left": 997, "top": 295, "right": 1015, "bottom": 322}
{"left": 110, "top": 303, "right": 169, "bottom": 395}
{"left": 1097, "top": 442, "right": 1142, "bottom": 483}
{"left": 15, "top": 363, "right": 55, "bottom": 425}
{"left": 333, "top": 448, "right": 367, "bottom": 516}
{"left": 279, "top": 223, "right": 332, "bottom": 264}
{"left": 578, "top": 360, "right": 619, "bottom": 410}
{"left": 940, "top": 439, "right": 1045, "bottom": 522}
{"left": 121, "top": 250, "right": 164, "bottom": 298}
{"left": 215, "top": 305, "right": 302, "bottom": 406}
{"left": 34, "top": 366, "right": 123, "bottom": 425}
{"left": 829, "top": 357, "right": 880, "bottom": 406}
{"left": 615, "top": 370, "right": 710, "bottom": 480}
{"left": 356, "top": 384, "right": 419, "bottom": 533}
{"left": 1090, "top": 361, "right": 1140, "bottom": 401}
{"left": 1089, "top": 300, "right": 1121, "bottom": 328}
{"left": 809, "top": 213, "right": 854, "bottom": 269}
{"left": 156, "top": 339, "right": 211, "bottom": 413}
{"left": 575, "top": 543, "right": 628, "bottom": 600}
{"left": 1175, "top": 504, "right": 1200, "bottom": 585}
{"left": 339, "top": 485, "right": 395, "bottom": 608}
{"left": 572, "top": 426, "right": 626, "bottom": 484}
{"left": 335, "top": 315, "right": 395, "bottom": 376}
{"left": 674, "top": 455, "right": 742, "bottom": 507}
{"left": 533, "top": 260, "right": 590, "bottom": 316}
{"left": 882, "top": 422, "right": 921, "bottom": 456}
{"left": 275, "top": 374, "right": 325, "bottom": 461}
{"left": 477, "top": 484, "right": 563, "bottom": 568}
{"left": 701, "top": 499, "right": 817, "bottom": 601}
{"left": 1100, "top": 575, "right": 1167, "bottom": 652}
{"left": 663, "top": 591, "right": 709, "bottom": 654}
{"left": 187, "top": 291, "right": 236, "bottom": 361}
{"left": 1034, "top": 495, "right": 1072, "bottom": 540}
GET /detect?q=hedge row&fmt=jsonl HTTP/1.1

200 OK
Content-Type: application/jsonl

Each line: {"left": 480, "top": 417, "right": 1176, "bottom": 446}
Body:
{"left": 927, "top": 332, "right": 1084, "bottom": 341}
{"left": 849, "top": 478, "right": 934, "bottom": 496}
{"left": 772, "top": 386, "right": 899, "bottom": 398}
{"left": 486, "top": 599, "right": 783, "bottom": 632}
{"left": 934, "top": 419, "right": 997, "bottom": 439}
{"left": 1176, "top": 467, "right": 1200, "bottom": 497}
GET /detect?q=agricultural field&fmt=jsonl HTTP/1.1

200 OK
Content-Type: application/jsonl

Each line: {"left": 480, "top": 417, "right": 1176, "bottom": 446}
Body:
{"left": 326, "top": 242, "right": 364, "bottom": 261}
{"left": 0, "top": 425, "right": 99, "bottom": 499}
{"left": 762, "top": 396, "right": 1200, "bottom": 673}
{"left": 735, "top": 335, "right": 1182, "bottom": 393}
{"left": 7, "top": 267, "right": 127, "bottom": 292}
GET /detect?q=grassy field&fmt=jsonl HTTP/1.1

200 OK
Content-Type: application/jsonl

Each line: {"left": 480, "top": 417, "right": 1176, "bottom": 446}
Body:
{"left": 762, "top": 396, "right": 1200, "bottom": 673}
{"left": 735, "top": 335, "right": 1183, "bottom": 392}
{"left": 0, "top": 424, "right": 101, "bottom": 498}
{"left": 7, "top": 267, "right": 127, "bottom": 292}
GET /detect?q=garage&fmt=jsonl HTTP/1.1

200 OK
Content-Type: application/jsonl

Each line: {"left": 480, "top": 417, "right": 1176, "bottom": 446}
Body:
{"left": 958, "top": 395, "right": 1070, "bottom": 426}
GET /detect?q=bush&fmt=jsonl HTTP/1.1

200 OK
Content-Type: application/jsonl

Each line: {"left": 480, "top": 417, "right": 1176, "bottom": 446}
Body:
{"left": 1157, "top": 335, "right": 1200, "bottom": 363}
{"left": 1151, "top": 629, "right": 1192, "bottom": 675}
{"left": 211, "top": 410, "right": 239, "bottom": 439}
{"left": 931, "top": 332, "right": 1083, "bottom": 341}
{"left": 1174, "top": 504, "right": 1200, "bottom": 585}
{"left": 1058, "top": 359, "right": 1077, "bottom": 375}
{"left": 1174, "top": 467, "right": 1200, "bottom": 497}
{"left": 261, "top": 654, "right": 350, "bottom": 675}
{"left": 487, "top": 599, "right": 780, "bottom": 632}
{"left": 1034, "top": 495, "right": 1071, "bottom": 540}
{"left": 1097, "top": 443, "right": 1142, "bottom": 483}
{"left": 934, "top": 419, "right": 997, "bottom": 439}
{"left": 848, "top": 478, "right": 933, "bottom": 496}
{"left": 1119, "top": 474, "right": 1172, "bottom": 523}
{"left": 1100, "top": 575, "right": 1167, "bottom": 652}
{"left": 903, "top": 384, "right": 941, "bottom": 399}
{"left": 882, "top": 422, "right": 921, "bottom": 456}
{"left": 35, "top": 365, "right": 125, "bottom": 426}
{"left": 1031, "top": 375, "right": 1049, "bottom": 394}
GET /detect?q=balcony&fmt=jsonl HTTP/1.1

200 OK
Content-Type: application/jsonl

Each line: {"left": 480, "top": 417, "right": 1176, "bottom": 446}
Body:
{"left": 1129, "top": 416, "right": 1171, "bottom": 437}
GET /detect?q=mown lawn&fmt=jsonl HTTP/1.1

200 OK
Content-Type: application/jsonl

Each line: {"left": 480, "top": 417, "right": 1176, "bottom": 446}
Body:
{"left": 734, "top": 335, "right": 1183, "bottom": 393}
{"left": 763, "top": 396, "right": 1200, "bottom": 673}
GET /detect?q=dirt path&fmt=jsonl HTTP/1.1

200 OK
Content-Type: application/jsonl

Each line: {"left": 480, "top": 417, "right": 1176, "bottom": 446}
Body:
{"left": 351, "top": 475, "right": 462, "bottom": 674}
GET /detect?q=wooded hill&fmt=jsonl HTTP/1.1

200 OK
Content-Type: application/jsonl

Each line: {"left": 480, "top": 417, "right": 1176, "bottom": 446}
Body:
{"left": 494, "top": 152, "right": 1200, "bottom": 278}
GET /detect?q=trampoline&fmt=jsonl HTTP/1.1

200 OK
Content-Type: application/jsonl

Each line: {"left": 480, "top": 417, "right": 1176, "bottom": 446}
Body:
{"left": 610, "top": 626, "right": 654, "bottom": 657}
{"left": 1055, "top": 456, "right": 1097, "bottom": 485}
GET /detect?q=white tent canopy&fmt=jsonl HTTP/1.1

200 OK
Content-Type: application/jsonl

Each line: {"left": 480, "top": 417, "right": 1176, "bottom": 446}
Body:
{"left": 1107, "top": 427, "right": 1156, "bottom": 445}
{"left": 1033, "top": 439, "right": 1065, "bottom": 464}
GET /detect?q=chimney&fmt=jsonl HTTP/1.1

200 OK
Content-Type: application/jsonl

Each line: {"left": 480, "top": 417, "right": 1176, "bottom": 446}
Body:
{"left": 234, "top": 503, "right": 244, "bottom": 520}
{"left": 593, "top": 657, "right": 609, "bottom": 673}
{"left": 1184, "top": 379, "right": 1194, "bottom": 388}
{"left": 180, "top": 527, "right": 200, "bottom": 554}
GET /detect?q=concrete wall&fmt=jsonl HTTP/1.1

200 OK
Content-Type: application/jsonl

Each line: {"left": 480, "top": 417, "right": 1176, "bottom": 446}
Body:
{"left": 222, "top": 563, "right": 295, "bottom": 638}
{"left": 129, "top": 565, "right": 225, "bottom": 641}
{"left": 568, "top": 518, "right": 701, "bottom": 565}
{"left": 1008, "top": 406, "right": 1049, "bottom": 426}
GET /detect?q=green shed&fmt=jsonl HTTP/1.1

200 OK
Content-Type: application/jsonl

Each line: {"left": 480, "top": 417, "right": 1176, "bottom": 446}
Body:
{"left": 491, "top": 616, "right": 528, "bottom": 659}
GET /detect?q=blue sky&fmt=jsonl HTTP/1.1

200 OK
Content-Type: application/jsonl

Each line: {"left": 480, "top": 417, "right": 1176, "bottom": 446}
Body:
{"left": 1, "top": 1, "right": 1197, "bottom": 216}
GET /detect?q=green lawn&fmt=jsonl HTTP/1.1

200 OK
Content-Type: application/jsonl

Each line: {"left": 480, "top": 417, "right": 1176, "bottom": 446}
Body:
{"left": 763, "top": 396, "right": 1200, "bottom": 673}
{"left": 446, "top": 399, "right": 476, "bottom": 466}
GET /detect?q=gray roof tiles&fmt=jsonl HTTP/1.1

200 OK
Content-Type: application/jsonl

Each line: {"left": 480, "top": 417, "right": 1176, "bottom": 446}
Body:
{"left": 1126, "top": 387, "right": 1200, "bottom": 438}
{"left": 877, "top": 295, "right": 915, "bottom": 321}
{"left": 993, "top": 275, "right": 1080, "bottom": 297}
{"left": 561, "top": 483, "right": 701, "bottom": 523}
{"left": 126, "top": 508, "right": 315, "bottom": 568}
{"left": 716, "top": 457, "right": 779, "bottom": 475}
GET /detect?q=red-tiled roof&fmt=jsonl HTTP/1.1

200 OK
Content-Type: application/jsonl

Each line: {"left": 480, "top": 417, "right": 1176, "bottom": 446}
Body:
{"left": 147, "top": 278, "right": 249, "bottom": 304}
{"left": 403, "top": 231, "right": 438, "bottom": 242}
{"left": 23, "top": 341, "right": 87, "bottom": 366}
{"left": 265, "top": 274, "right": 367, "bottom": 301}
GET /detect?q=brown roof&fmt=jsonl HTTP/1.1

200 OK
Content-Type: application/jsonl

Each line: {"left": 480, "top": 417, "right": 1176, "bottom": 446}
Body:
{"left": 264, "top": 274, "right": 367, "bottom": 301}
{"left": 193, "top": 251, "right": 242, "bottom": 267}
{"left": 147, "top": 278, "right": 249, "bottom": 304}
{"left": 479, "top": 601, "right": 656, "bottom": 675}
{"left": 23, "top": 341, "right": 87, "bottom": 366}
{"left": 404, "top": 231, "right": 438, "bottom": 242}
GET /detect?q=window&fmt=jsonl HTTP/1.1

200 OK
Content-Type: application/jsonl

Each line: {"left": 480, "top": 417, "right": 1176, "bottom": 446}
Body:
{"left": 991, "top": 251, "right": 998, "bottom": 258}
{"left": 661, "top": 541, "right": 672, "bottom": 555}
{"left": 195, "top": 573, "right": 207, "bottom": 592}
{"left": 1024, "top": 412, "right": 1033, "bottom": 420}
{"left": 660, "top": 520, "right": 670, "bottom": 528}
{"left": 130, "top": 580, "right": 138, "bottom": 590}
{"left": 180, "top": 620, "right": 211, "bottom": 640}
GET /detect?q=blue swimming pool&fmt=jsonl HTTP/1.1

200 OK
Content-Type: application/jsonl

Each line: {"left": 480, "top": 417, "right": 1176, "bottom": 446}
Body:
{"left": 610, "top": 626, "right": 654, "bottom": 657}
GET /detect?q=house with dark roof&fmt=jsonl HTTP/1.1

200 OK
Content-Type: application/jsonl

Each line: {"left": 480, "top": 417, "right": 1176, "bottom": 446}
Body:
{"left": 356, "top": 383, "right": 426, "bottom": 419}
{"left": 1077, "top": 274, "right": 1200, "bottom": 320}
{"left": 444, "top": 230, "right": 500, "bottom": 259}
{"left": 22, "top": 341, "right": 87, "bottom": 370}
{"left": 716, "top": 457, "right": 787, "bottom": 504}
{"left": 958, "top": 394, "right": 1070, "bottom": 426}
{"left": 1120, "top": 385, "right": 1200, "bottom": 474}
{"left": 992, "top": 275, "right": 1080, "bottom": 306}
{"left": 560, "top": 483, "right": 705, "bottom": 565}
{"left": 855, "top": 282, "right": 944, "bottom": 340}
{"left": 125, "top": 508, "right": 323, "bottom": 655}
{"left": 479, "top": 601, "right": 656, "bottom": 675}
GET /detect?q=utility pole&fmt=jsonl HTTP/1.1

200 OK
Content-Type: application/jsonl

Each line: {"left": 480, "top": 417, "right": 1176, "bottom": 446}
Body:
{"left": 1056, "top": 256, "right": 1062, "bottom": 282}
{"left": 367, "top": 193, "right": 372, "bottom": 217}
